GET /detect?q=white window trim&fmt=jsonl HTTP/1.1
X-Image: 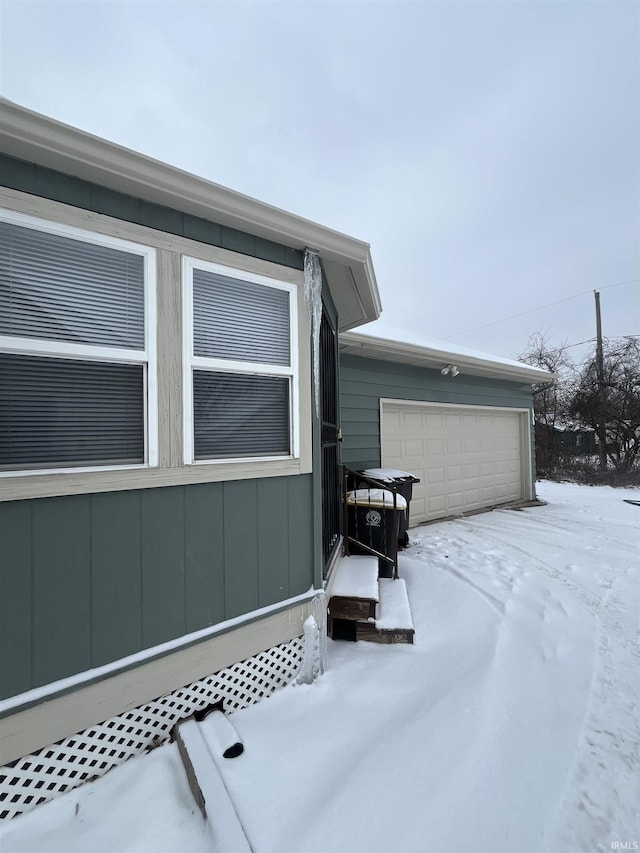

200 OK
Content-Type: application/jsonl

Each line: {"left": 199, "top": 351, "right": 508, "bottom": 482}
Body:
{"left": 0, "top": 207, "right": 158, "bottom": 476}
{"left": 182, "top": 256, "right": 300, "bottom": 466}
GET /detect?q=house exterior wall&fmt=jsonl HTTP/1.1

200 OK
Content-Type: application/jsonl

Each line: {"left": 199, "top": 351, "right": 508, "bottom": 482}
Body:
{"left": 0, "top": 159, "right": 319, "bottom": 709}
{"left": 0, "top": 478, "right": 314, "bottom": 701}
{"left": 340, "top": 353, "right": 536, "bottom": 478}
{"left": 0, "top": 154, "right": 304, "bottom": 273}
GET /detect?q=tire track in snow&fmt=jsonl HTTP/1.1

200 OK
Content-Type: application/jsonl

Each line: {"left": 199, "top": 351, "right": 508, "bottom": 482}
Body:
{"left": 456, "top": 519, "right": 604, "bottom": 615}
{"left": 450, "top": 517, "right": 640, "bottom": 849}
{"left": 409, "top": 532, "right": 516, "bottom": 617}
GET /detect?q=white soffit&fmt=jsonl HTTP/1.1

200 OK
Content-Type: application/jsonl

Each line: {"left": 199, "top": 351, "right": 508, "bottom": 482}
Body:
{"left": 340, "top": 330, "right": 555, "bottom": 384}
{"left": 0, "top": 99, "right": 381, "bottom": 332}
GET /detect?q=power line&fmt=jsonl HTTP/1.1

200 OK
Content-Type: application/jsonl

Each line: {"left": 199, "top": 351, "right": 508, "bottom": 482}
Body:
{"left": 520, "top": 334, "right": 638, "bottom": 360}
{"left": 519, "top": 337, "right": 596, "bottom": 358}
{"left": 564, "top": 337, "right": 597, "bottom": 350}
{"left": 444, "top": 277, "right": 640, "bottom": 340}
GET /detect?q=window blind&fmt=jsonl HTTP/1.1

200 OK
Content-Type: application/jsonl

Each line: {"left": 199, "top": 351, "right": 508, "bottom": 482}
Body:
{"left": 0, "top": 354, "right": 144, "bottom": 469}
{"left": 193, "top": 269, "right": 290, "bottom": 365}
{"left": 0, "top": 221, "right": 145, "bottom": 349}
{"left": 193, "top": 371, "right": 289, "bottom": 459}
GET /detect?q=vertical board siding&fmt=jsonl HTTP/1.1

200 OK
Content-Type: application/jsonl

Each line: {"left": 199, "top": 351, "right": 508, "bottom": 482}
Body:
{"left": 91, "top": 491, "right": 142, "bottom": 666}
{"left": 184, "top": 483, "right": 225, "bottom": 632}
{"left": 141, "top": 487, "right": 186, "bottom": 648}
{"left": 223, "top": 481, "right": 259, "bottom": 619}
{"left": 340, "top": 354, "right": 535, "bottom": 471}
{"left": 287, "top": 475, "right": 315, "bottom": 596}
{"left": 0, "top": 502, "right": 33, "bottom": 696}
{"left": 257, "top": 479, "right": 290, "bottom": 608}
{"left": 0, "top": 474, "right": 314, "bottom": 699}
{"left": 33, "top": 496, "right": 92, "bottom": 686}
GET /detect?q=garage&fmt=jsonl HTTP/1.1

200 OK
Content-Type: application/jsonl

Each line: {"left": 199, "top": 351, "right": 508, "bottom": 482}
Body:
{"left": 339, "top": 329, "right": 552, "bottom": 526}
{"left": 380, "top": 400, "right": 531, "bottom": 523}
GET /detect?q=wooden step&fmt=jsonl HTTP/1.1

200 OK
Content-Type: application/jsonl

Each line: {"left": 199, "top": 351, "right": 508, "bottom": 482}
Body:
{"left": 328, "top": 557, "right": 415, "bottom": 644}
{"left": 355, "top": 621, "right": 414, "bottom": 644}
{"left": 328, "top": 555, "right": 379, "bottom": 622}
{"left": 358, "top": 578, "right": 415, "bottom": 645}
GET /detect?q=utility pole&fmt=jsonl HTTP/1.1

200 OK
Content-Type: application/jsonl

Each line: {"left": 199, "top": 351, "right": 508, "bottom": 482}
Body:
{"left": 594, "top": 291, "right": 607, "bottom": 470}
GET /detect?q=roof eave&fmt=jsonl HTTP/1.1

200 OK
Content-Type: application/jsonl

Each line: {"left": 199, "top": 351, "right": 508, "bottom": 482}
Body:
{"left": 0, "top": 99, "right": 381, "bottom": 331}
{"left": 340, "top": 331, "right": 556, "bottom": 384}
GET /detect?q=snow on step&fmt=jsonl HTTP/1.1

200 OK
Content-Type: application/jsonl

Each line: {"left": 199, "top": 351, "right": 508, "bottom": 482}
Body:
{"left": 376, "top": 578, "right": 414, "bottom": 630}
{"left": 330, "top": 555, "right": 380, "bottom": 601}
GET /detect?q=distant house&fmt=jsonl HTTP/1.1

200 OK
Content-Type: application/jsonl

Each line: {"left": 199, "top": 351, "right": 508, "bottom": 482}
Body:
{"left": 534, "top": 420, "right": 598, "bottom": 460}
{"left": 552, "top": 424, "right": 598, "bottom": 456}
{"left": 0, "top": 101, "right": 552, "bottom": 819}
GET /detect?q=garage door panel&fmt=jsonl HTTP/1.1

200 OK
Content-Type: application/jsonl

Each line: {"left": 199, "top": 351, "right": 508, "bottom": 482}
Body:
{"left": 401, "top": 440, "right": 423, "bottom": 458}
{"left": 425, "top": 413, "right": 444, "bottom": 430}
{"left": 448, "top": 490, "right": 464, "bottom": 509}
{"left": 382, "top": 402, "right": 526, "bottom": 523}
{"left": 428, "top": 494, "right": 446, "bottom": 513}
{"left": 411, "top": 495, "right": 427, "bottom": 517}
{"left": 480, "top": 485, "right": 495, "bottom": 502}
{"left": 382, "top": 439, "right": 403, "bottom": 457}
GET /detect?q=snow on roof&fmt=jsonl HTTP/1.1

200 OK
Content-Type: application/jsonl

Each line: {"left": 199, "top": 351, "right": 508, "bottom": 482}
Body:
{"left": 341, "top": 323, "right": 555, "bottom": 383}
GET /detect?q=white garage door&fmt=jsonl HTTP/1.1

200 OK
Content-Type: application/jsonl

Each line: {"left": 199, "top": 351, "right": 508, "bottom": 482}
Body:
{"left": 381, "top": 401, "right": 528, "bottom": 524}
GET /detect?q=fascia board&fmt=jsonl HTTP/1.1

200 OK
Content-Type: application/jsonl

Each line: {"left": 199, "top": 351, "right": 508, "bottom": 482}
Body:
{"left": 0, "top": 99, "right": 382, "bottom": 326}
{"left": 340, "top": 331, "right": 556, "bottom": 384}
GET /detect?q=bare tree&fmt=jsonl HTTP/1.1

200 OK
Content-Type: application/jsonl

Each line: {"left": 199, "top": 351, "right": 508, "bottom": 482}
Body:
{"left": 570, "top": 337, "right": 640, "bottom": 472}
{"left": 518, "top": 333, "right": 575, "bottom": 474}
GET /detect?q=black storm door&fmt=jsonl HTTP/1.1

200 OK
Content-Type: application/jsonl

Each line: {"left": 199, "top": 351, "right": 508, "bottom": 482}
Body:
{"left": 320, "top": 309, "right": 341, "bottom": 575}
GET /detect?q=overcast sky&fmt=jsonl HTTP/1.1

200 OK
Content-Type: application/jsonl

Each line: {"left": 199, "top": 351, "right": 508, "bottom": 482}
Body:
{"left": 1, "top": 0, "right": 638, "bottom": 364}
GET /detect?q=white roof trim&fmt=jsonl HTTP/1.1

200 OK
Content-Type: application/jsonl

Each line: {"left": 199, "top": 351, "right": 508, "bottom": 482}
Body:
{"left": 0, "top": 99, "right": 381, "bottom": 331}
{"left": 340, "top": 330, "right": 555, "bottom": 383}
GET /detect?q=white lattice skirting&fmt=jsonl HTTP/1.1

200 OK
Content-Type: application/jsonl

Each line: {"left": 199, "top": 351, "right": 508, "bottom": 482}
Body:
{"left": 0, "top": 636, "right": 303, "bottom": 821}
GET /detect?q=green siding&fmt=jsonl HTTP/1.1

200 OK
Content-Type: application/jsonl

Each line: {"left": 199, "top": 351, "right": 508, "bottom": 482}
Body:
{"left": 288, "top": 475, "right": 315, "bottom": 596}
{"left": 0, "top": 502, "right": 33, "bottom": 696}
{"left": 223, "top": 481, "right": 259, "bottom": 619}
{"left": 141, "top": 487, "right": 186, "bottom": 648}
{"left": 340, "top": 353, "right": 535, "bottom": 471}
{"left": 33, "top": 497, "right": 92, "bottom": 686}
{"left": 184, "top": 483, "right": 225, "bottom": 632}
{"left": 91, "top": 491, "right": 142, "bottom": 665}
{"left": 0, "top": 154, "right": 304, "bottom": 271}
{"left": 257, "top": 479, "right": 290, "bottom": 608}
{"left": 0, "top": 475, "right": 314, "bottom": 700}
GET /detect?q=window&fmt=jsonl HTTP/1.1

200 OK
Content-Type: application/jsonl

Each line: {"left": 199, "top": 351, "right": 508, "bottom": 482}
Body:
{"left": 0, "top": 210, "right": 157, "bottom": 474}
{"left": 183, "top": 257, "right": 298, "bottom": 464}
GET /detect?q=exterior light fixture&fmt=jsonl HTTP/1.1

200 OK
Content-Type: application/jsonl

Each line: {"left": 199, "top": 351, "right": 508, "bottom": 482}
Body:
{"left": 441, "top": 364, "right": 460, "bottom": 377}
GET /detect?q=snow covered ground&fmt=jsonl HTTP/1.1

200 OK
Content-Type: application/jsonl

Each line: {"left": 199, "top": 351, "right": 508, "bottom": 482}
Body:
{"left": 2, "top": 481, "right": 638, "bottom": 853}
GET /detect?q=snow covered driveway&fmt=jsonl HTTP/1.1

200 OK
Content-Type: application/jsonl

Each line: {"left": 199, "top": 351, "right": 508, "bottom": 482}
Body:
{"left": 2, "top": 482, "right": 638, "bottom": 853}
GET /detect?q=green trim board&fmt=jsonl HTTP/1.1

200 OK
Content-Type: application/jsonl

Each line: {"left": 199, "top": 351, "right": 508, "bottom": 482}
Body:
{"left": 0, "top": 154, "right": 304, "bottom": 270}
{"left": 339, "top": 353, "right": 536, "bottom": 474}
{"left": 0, "top": 476, "right": 314, "bottom": 700}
